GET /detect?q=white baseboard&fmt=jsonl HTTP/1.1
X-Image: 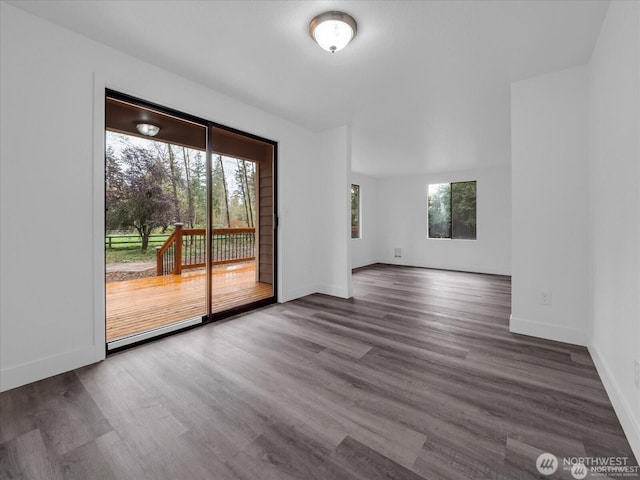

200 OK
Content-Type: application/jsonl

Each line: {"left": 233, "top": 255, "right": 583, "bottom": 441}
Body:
{"left": 380, "top": 259, "right": 511, "bottom": 276}
{"left": 352, "top": 259, "right": 378, "bottom": 269}
{"left": 589, "top": 343, "right": 640, "bottom": 462}
{"left": 509, "top": 314, "right": 587, "bottom": 346}
{"left": 510, "top": 316, "right": 639, "bottom": 459}
{"left": 279, "top": 284, "right": 318, "bottom": 303}
{"left": 0, "top": 345, "right": 102, "bottom": 392}
{"left": 317, "top": 284, "right": 352, "bottom": 299}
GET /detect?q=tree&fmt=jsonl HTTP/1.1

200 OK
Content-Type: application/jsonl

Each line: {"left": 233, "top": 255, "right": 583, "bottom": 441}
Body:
{"left": 106, "top": 146, "right": 173, "bottom": 250}
{"left": 351, "top": 184, "right": 360, "bottom": 238}
{"left": 211, "top": 155, "right": 230, "bottom": 227}
{"left": 451, "top": 181, "right": 476, "bottom": 239}
{"left": 165, "top": 144, "right": 183, "bottom": 222}
{"left": 188, "top": 151, "right": 206, "bottom": 228}
{"left": 428, "top": 183, "right": 451, "bottom": 238}
{"left": 218, "top": 156, "right": 231, "bottom": 227}
{"left": 234, "top": 159, "right": 255, "bottom": 227}
{"left": 427, "top": 181, "right": 476, "bottom": 239}
{"left": 244, "top": 160, "right": 255, "bottom": 227}
{"left": 106, "top": 146, "right": 123, "bottom": 206}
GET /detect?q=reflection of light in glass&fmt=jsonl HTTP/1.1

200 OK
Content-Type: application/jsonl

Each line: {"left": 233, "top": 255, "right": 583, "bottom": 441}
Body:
{"left": 136, "top": 123, "right": 160, "bottom": 136}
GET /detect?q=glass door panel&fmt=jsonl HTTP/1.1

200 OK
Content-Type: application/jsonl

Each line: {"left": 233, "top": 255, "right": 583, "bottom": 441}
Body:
{"left": 105, "top": 94, "right": 207, "bottom": 348}
{"left": 105, "top": 93, "right": 276, "bottom": 350}
{"left": 209, "top": 127, "right": 275, "bottom": 316}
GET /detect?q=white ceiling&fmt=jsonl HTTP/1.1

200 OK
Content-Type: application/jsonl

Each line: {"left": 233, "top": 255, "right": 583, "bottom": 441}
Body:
{"left": 10, "top": 0, "right": 608, "bottom": 176}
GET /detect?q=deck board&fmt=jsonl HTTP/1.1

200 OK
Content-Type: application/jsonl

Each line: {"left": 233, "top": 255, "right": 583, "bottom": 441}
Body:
{"left": 106, "top": 263, "right": 272, "bottom": 341}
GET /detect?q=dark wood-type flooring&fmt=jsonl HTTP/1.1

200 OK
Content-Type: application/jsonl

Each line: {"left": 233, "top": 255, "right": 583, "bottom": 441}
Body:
{"left": 1, "top": 264, "right": 637, "bottom": 479}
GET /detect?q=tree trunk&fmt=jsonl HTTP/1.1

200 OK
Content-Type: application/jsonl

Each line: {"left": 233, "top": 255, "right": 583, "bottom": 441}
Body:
{"left": 138, "top": 225, "right": 150, "bottom": 251}
{"left": 182, "top": 147, "right": 194, "bottom": 228}
{"left": 167, "top": 145, "right": 180, "bottom": 221}
{"left": 237, "top": 159, "right": 251, "bottom": 227}
{"left": 219, "top": 156, "right": 231, "bottom": 227}
{"left": 242, "top": 160, "right": 254, "bottom": 227}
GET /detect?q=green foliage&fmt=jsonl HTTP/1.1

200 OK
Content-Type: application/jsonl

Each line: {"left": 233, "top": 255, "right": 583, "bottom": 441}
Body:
{"left": 211, "top": 155, "right": 256, "bottom": 228}
{"left": 105, "top": 133, "right": 258, "bottom": 253}
{"left": 351, "top": 184, "right": 360, "bottom": 238}
{"left": 186, "top": 150, "right": 206, "bottom": 228}
{"left": 234, "top": 159, "right": 256, "bottom": 227}
{"left": 428, "top": 183, "right": 451, "bottom": 238}
{"left": 106, "top": 145, "right": 173, "bottom": 250}
{"left": 210, "top": 155, "right": 225, "bottom": 227}
{"left": 428, "top": 181, "right": 476, "bottom": 239}
{"left": 451, "top": 181, "right": 476, "bottom": 239}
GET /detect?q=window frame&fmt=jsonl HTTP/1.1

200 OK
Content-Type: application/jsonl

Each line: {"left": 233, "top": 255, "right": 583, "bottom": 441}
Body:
{"left": 351, "top": 184, "right": 361, "bottom": 239}
{"left": 427, "top": 180, "right": 477, "bottom": 240}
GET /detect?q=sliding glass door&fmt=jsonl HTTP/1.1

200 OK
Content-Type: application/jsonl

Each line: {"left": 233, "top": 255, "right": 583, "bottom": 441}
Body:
{"left": 209, "top": 127, "right": 275, "bottom": 317}
{"left": 105, "top": 91, "right": 276, "bottom": 349}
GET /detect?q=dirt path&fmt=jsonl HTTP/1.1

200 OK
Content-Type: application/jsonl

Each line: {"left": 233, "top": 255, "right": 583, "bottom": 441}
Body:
{"left": 106, "top": 261, "right": 156, "bottom": 282}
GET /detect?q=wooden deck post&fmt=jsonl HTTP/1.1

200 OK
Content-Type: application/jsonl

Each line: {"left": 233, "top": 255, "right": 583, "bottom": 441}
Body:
{"left": 173, "top": 223, "right": 183, "bottom": 275}
{"left": 156, "top": 246, "right": 163, "bottom": 276}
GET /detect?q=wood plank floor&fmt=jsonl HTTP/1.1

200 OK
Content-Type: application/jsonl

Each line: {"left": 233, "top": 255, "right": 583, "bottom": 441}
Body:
{"left": 1, "top": 264, "right": 637, "bottom": 479}
{"left": 106, "top": 263, "right": 273, "bottom": 341}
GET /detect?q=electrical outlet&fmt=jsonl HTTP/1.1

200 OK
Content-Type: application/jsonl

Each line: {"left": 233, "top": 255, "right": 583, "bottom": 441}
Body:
{"left": 394, "top": 248, "right": 402, "bottom": 258}
{"left": 539, "top": 291, "right": 552, "bottom": 306}
{"left": 634, "top": 360, "right": 639, "bottom": 389}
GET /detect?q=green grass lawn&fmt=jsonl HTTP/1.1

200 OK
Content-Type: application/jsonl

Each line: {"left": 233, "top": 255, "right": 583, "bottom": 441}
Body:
{"left": 106, "top": 248, "right": 158, "bottom": 264}
{"left": 105, "top": 234, "right": 169, "bottom": 263}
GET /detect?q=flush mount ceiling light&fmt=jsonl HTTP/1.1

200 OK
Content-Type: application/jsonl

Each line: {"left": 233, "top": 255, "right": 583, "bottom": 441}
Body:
{"left": 136, "top": 123, "right": 160, "bottom": 137}
{"left": 309, "top": 11, "right": 357, "bottom": 53}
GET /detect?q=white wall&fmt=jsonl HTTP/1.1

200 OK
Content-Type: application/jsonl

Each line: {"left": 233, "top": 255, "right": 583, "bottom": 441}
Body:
{"left": 510, "top": 66, "right": 589, "bottom": 346}
{"left": 587, "top": 0, "right": 640, "bottom": 458}
{"left": 0, "top": 3, "right": 328, "bottom": 391}
{"left": 511, "top": 0, "right": 640, "bottom": 458}
{"left": 374, "top": 166, "right": 511, "bottom": 275}
{"left": 317, "top": 126, "right": 353, "bottom": 298}
{"left": 350, "top": 172, "right": 378, "bottom": 269}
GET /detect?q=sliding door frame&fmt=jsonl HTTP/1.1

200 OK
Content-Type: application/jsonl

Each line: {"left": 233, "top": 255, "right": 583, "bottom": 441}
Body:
{"left": 104, "top": 89, "right": 278, "bottom": 351}
{"left": 207, "top": 122, "right": 278, "bottom": 321}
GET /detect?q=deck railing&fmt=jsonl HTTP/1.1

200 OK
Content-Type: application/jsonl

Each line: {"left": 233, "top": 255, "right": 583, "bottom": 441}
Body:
{"left": 156, "top": 223, "right": 255, "bottom": 276}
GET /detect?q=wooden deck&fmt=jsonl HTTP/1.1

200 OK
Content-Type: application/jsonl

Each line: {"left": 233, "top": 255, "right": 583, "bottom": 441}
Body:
{"left": 106, "top": 263, "right": 273, "bottom": 341}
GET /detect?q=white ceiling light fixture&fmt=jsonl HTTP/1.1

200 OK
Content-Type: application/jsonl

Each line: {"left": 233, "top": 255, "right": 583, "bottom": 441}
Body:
{"left": 309, "top": 11, "right": 357, "bottom": 53}
{"left": 136, "top": 123, "right": 160, "bottom": 137}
